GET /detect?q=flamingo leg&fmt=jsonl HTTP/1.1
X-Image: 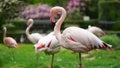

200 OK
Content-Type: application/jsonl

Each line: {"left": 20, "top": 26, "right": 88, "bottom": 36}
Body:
{"left": 78, "top": 53, "right": 82, "bottom": 68}
{"left": 51, "top": 54, "right": 54, "bottom": 68}
{"left": 87, "top": 52, "right": 90, "bottom": 62}
{"left": 36, "top": 53, "right": 38, "bottom": 66}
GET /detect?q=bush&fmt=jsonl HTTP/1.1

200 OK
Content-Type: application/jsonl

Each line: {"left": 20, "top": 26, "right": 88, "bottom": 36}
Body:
{"left": 98, "top": 1, "right": 120, "bottom": 21}
{"left": 65, "top": 19, "right": 98, "bottom": 29}
{"left": 100, "top": 34, "right": 120, "bottom": 48}
{"left": 20, "top": 0, "right": 59, "bottom": 6}
{"left": 112, "top": 21, "right": 120, "bottom": 30}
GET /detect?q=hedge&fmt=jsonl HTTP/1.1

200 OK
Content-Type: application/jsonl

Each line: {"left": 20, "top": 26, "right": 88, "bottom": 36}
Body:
{"left": 98, "top": 1, "right": 120, "bottom": 21}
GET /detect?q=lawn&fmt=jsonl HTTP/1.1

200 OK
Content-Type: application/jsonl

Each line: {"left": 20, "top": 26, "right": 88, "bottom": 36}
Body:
{"left": 0, "top": 44, "right": 120, "bottom": 68}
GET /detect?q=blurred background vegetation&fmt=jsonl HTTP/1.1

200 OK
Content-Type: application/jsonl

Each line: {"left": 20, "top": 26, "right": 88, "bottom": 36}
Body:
{"left": 0, "top": 0, "right": 120, "bottom": 44}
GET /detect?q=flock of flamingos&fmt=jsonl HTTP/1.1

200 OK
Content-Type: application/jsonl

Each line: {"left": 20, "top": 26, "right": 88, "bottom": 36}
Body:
{"left": 3, "top": 6, "right": 112, "bottom": 68}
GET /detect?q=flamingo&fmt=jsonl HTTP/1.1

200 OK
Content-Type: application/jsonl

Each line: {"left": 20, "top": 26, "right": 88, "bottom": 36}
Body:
{"left": 3, "top": 26, "right": 19, "bottom": 60}
{"left": 26, "top": 19, "right": 43, "bottom": 44}
{"left": 50, "top": 6, "right": 112, "bottom": 68}
{"left": 87, "top": 25, "right": 105, "bottom": 37}
{"left": 34, "top": 32, "right": 60, "bottom": 68}
{"left": 3, "top": 26, "right": 19, "bottom": 48}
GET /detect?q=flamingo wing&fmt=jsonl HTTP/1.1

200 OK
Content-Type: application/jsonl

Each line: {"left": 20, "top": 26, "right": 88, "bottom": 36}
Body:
{"left": 62, "top": 27, "right": 106, "bottom": 52}
{"left": 62, "top": 31, "right": 90, "bottom": 52}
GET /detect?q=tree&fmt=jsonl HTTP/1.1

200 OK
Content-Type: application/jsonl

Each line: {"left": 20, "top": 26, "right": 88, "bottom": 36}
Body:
{"left": 0, "top": 0, "right": 25, "bottom": 29}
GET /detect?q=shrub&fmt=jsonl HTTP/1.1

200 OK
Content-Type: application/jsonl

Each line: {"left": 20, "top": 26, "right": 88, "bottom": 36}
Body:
{"left": 100, "top": 34, "right": 120, "bottom": 48}
{"left": 98, "top": 1, "right": 120, "bottom": 21}
{"left": 112, "top": 21, "right": 120, "bottom": 30}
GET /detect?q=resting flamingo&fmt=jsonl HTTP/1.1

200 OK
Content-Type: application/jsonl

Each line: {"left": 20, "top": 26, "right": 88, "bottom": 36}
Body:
{"left": 3, "top": 26, "right": 19, "bottom": 60}
{"left": 50, "top": 6, "right": 112, "bottom": 68}
{"left": 34, "top": 32, "right": 60, "bottom": 68}
{"left": 26, "top": 19, "right": 43, "bottom": 43}
{"left": 87, "top": 25, "right": 105, "bottom": 37}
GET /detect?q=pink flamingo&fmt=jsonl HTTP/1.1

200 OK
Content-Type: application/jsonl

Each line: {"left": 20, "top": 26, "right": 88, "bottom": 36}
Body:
{"left": 50, "top": 6, "right": 112, "bottom": 68}
{"left": 3, "top": 26, "right": 19, "bottom": 48}
{"left": 26, "top": 19, "right": 43, "bottom": 44}
{"left": 3, "top": 26, "right": 19, "bottom": 60}
{"left": 87, "top": 25, "right": 105, "bottom": 37}
{"left": 34, "top": 32, "right": 60, "bottom": 68}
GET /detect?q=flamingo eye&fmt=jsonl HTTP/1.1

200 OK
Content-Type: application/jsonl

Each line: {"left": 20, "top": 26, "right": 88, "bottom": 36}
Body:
{"left": 37, "top": 43, "right": 45, "bottom": 49}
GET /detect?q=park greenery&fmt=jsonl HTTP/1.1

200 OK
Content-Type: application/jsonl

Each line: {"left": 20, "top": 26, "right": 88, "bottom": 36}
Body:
{"left": 0, "top": 0, "right": 120, "bottom": 42}
{"left": 0, "top": 0, "right": 120, "bottom": 68}
{"left": 1, "top": 0, "right": 120, "bottom": 30}
{"left": 0, "top": 44, "right": 120, "bottom": 68}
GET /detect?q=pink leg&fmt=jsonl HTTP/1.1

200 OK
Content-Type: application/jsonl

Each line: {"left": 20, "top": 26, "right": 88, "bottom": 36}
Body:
{"left": 50, "top": 54, "right": 54, "bottom": 68}
{"left": 78, "top": 53, "right": 82, "bottom": 68}
{"left": 78, "top": 63, "right": 82, "bottom": 68}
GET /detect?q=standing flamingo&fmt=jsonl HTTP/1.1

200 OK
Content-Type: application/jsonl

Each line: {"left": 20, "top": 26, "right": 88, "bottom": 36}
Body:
{"left": 87, "top": 25, "right": 105, "bottom": 37}
{"left": 3, "top": 26, "right": 19, "bottom": 60}
{"left": 34, "top": 32, "right": 60, "bottom": 68}
{"left": 26, "top": 19, "right": 43, "bottom": 43}
{"left": 3, "top": 26, "right": 19, "bottom": 48}
{"left": 50, "top": 6, "right": 112, "bottom": 68}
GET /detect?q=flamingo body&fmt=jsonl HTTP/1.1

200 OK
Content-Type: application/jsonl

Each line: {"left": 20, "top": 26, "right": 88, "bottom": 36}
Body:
{"left": 61, "top": 26, "right": 108, "bottom": 53}
{"left": 27, "top": 33, "right": 43, "bottom": 43}
{"left": 4, "top": 37, "right": 18, "bottom": 48}
{"left": 34, "top": 32, "right": 60, "bottom": 54}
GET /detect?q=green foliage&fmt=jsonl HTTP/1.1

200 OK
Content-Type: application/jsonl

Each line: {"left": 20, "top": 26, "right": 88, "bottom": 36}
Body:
{"left": 98, "top": 1, "right": 120, "bottom": 21}
{"left": 85, "top": 0, "right": 99, "bottom": 19}
{"left": 20, "top": 0, "right": 59, "bottom": 6}
{"left": 100, "top": 34, "right": 120, "bottom": 48}
{"left": 65, "top": 19, "right": 98, "bottom": 29}
{"left": 112, "top": 21, "right": 120, "bottom": 30}
{"left": 0, "top": 0, "right": 25, "bottom": 29}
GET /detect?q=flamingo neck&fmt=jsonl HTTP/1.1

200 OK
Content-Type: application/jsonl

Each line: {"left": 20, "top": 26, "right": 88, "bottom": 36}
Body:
{"left": 54, "top": 8, "right": 66, "bottom": 43}
{"left": 3, "top": 28, "right": 6, "bottom": 39}
{"left": 26, "top": 22, "right": 33, "bottom": 36}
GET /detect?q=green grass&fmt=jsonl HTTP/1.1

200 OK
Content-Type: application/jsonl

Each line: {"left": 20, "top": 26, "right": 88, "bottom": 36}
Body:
{"left": 0, "top": 44, "right": 120, "bottom": 68}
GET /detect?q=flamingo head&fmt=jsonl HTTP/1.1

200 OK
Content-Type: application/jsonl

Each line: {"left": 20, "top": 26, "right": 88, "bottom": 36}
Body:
{"left": 88, "top": 25, "right": 92, "bottom": 29}
{"left": 3, "top": 26, "right": 6, "bottom": 30}
{"left": 50, "top": 6, "right": 62, "bottom": 23}
{"left": 26, "top": 19, "right": 33, "bottom": 26}
{"left": 34, "top": 42, "right": 47, "bottom": 53}
{"left": 3, "top": 26, "right": 7, "bottom": 32}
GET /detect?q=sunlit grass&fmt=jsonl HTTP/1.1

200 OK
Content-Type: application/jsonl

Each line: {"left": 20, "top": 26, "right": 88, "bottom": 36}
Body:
{"left": 0, "top": 44, "right": 120, "bottom": 68}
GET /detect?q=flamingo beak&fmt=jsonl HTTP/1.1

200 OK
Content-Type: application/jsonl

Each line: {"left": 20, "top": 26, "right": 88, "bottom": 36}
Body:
{"left": 50, "top": 15, "right": 55, "bottom": 23}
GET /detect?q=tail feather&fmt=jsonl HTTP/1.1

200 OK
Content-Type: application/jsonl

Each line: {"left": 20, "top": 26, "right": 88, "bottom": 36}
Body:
{"left": 102, "top": 42, "right": 113, "bottom": 50}
{"left": 102, "top": 42, "right": 112, "bottom": 48}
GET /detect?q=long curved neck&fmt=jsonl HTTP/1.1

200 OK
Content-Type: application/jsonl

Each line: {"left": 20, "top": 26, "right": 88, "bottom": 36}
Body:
{"left": 54, "top": 8, "right": 66, "bottom": 43}
{"left": 3, "top": 28, "right": 7, "bottom": 39}
{"left": 26, "top": 22, "right": 33, "bottom": 36}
